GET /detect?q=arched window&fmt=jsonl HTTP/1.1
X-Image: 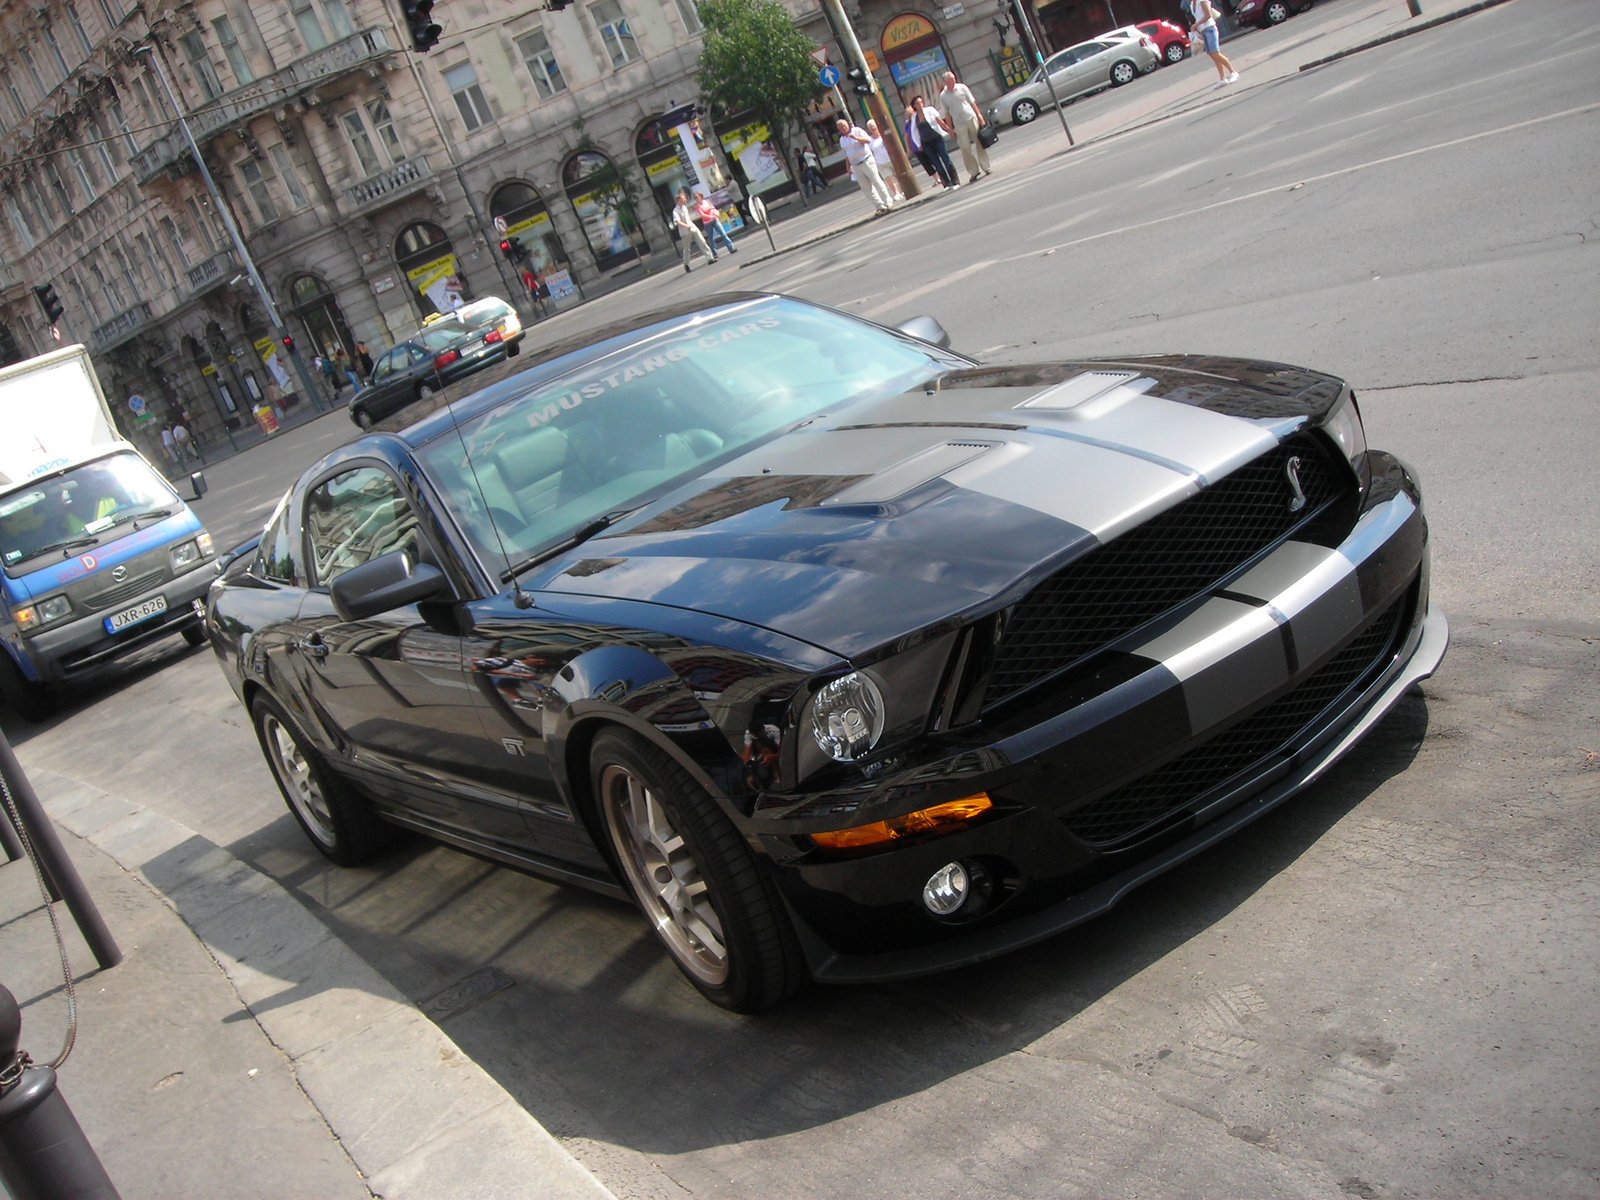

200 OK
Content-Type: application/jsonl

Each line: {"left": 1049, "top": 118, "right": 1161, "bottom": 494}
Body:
{"left": 393, "top": 221, "right": 463, "bottom": 316}
{"left": 635, "top": 118, "right": 694, "bottom": 229}
{"left": 879, "top": 11, "right": 954, "bottom": 107}
{"left": 561, "top": 151, "right": 647, "bottom": 271}
{"left": 286, "top": 274, "right": 356, "bottom": 361}
{"left": 488, "top": 182, "right": 570, "bottom": 279}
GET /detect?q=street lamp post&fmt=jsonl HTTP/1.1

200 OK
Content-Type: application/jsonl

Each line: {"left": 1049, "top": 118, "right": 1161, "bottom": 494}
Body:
{"left": 819, "top": 0, "right": 922, "bottom": 201}
{"left": 135, "top": 45, "right": 326, "bottom": 416}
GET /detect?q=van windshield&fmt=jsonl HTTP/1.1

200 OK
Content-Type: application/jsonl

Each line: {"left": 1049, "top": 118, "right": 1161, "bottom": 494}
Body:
{"left": 0, "top": 453, "right": 178, "bottom": 573}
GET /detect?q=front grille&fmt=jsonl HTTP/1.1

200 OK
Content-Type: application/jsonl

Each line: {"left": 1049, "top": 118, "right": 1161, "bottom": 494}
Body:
{"left": 1060, "top": 598, "right": 1407, "bottom": 848}
{"left": 984, "top": 435, "right": 1347, "bottom": 707}
{"left": 81, "top": 565, "right": 169, "bottom": 611}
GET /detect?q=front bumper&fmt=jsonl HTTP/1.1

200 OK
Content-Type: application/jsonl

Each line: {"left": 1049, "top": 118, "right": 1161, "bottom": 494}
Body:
{"left": 752, "top": 466, "right": 1446, "bottom": 981}
{"left": 21, "top": 560, "right": 218, "bottom": 683}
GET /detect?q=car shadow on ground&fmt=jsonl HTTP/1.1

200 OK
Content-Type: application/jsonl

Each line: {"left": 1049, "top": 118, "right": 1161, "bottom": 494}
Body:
{"left": 0, "top": 637, "right": 210, "bottom": 747}
{"left": 214, "top": 690, "right": 1431, "bottom": 1160}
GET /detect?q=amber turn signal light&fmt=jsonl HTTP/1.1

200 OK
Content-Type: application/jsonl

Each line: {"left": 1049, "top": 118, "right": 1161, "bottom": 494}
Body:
{"left": 810, "top": 794, "right": 993, "bottom": 850}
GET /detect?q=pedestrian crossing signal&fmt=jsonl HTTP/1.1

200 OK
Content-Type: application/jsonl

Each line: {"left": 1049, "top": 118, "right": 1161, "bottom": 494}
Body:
{"left": 847, "top": 67, "right": 873, "bottom": 95}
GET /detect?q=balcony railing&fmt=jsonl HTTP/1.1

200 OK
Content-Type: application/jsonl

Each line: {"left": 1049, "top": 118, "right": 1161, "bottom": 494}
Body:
{"left": 186, "top": 249, "right": 239, "bottom": 294}
{"left": 133, "top": 27, "right": 394, "bottom": 182}
{"left": 346, "top": 156, "right": 431, "bottom": 213}
{"left": 90, "top": 301, "right": 154, "bottom": 353}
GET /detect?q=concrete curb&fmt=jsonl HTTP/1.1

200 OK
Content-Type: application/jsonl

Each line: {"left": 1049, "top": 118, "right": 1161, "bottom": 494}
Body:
{"left": 27, "top": 766, "right": 616, "bottom": 1200}
{"left": 1298, "top": 0, "right": 1519, "bottom": 70}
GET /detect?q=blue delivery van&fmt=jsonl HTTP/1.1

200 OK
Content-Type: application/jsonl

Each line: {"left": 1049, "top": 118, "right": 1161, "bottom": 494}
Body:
{"left": 0, "top": 344, "right": 217, "bottom": 720}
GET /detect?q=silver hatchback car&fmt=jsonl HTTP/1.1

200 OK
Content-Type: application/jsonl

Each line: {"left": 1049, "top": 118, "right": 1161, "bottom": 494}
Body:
{"left": 986, "top": 35, "right": 1162, "bottom": 126}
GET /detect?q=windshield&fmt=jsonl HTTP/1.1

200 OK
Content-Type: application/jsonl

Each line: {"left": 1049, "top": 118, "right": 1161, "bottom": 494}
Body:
{"left": 0, "top": 452, "right": 179, "bottom": 573}
{"left": 457, "top": 302, "right": 514, "bottom": 332}
{"left": 419, "top": 328, "right": 463, "bottom": 351}
{"left": 416, "top": 297, "right": 963, "bottom": 578}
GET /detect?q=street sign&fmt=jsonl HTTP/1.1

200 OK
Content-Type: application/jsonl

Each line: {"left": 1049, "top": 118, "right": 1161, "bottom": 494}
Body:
{"left": 128, "top": 394, "right": 146, "bottom": 415}
{"left": 492, "top": 215, "right": 508, "bottom": 232}
{"left": 750, "top": 196, "right": 767, "bottom": 226}
{"left": 810, "top": 47, "right": 829, "bottom": 66}
{"left": 819, "top": 64, "right": 840, "bottom": 87}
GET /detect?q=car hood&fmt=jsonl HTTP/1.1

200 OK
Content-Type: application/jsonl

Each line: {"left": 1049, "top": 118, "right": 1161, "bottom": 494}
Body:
{"left": 530, "top": 355, "right": 1348, "bottom": 659}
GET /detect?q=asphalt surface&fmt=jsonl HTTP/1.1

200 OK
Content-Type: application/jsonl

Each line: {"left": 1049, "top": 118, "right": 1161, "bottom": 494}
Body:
{"left": 6, "top": 0, "right": 1598, "bottom": 1196}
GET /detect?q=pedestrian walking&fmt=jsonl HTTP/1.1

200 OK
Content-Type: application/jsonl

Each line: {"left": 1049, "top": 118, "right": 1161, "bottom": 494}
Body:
{"left": 937, "top": 71, "right": 992, "bottom": 184}
{"left": 673, "top": 188, "right": 715, "bottom": 271}
{"left": 159, "top": 424, "right": 177, "bottom": 466}
{"left": 334, "top": 346, "right": 361, "bottom": 392}
{"left": 316, "top": 351, "right": 338, "bottom": 399}
{"left": 520, "top": 265, "right": 550, "bottom": 317}
{"left": 905, "top": 98, "right": 959, "bottom": 191}
{"left": 797, "top": 147, "right": 828, "bottom": 196}
{"left": 837, "top": 119, "right": 894, "bottom": 214}
{"left": 1184, "top": 0, "right": 1238, "bottom": 86}
{"left": 355, "top": 341, "right": 374, "bottom": 381}
{"left": 865, "top": 121, "right": 905, "bottom": 201}
{"left": 172, "top": 421, "right": 200, "bottom": 465}
{"left": 696, "top": 192, "right": 737, "bottom": 257}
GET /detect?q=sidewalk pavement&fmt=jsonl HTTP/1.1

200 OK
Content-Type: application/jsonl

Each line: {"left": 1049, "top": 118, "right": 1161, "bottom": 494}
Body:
{"left": 0, "top": 767, "right": 615, "bottom": 1200}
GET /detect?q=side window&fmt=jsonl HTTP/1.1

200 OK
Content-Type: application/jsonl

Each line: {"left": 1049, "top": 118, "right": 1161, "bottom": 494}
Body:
{"left": 408, "top": 344, "right": 431, "bottom": 366}
{"left": 304, "top": 466, "right": 423, "bottom": 586}
{"left": 373, "top": 350, "right": 399, "bottom": 379}
{"left": 255, "top": 492, "right": 298, "bottom": 584}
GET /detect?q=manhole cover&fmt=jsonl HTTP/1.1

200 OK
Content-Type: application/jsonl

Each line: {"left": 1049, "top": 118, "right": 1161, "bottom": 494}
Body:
{"left": 420, "top": 965, "right": 516, "bottom": 1020}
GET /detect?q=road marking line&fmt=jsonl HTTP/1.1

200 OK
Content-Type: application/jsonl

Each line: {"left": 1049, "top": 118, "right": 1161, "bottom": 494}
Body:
{"left": 1137, "top": 159, "right": 1207, "bottom": 189}
{"left": 1310, "top": 73, "right": 1371, "bottom": 101}
{"left": 861, "top": 259, "right": 995, "bottom": 319}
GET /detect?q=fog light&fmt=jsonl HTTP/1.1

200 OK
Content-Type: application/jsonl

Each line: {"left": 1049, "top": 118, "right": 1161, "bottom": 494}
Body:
{"left": 923, "top": 861, "right": 970, "bottom": 916}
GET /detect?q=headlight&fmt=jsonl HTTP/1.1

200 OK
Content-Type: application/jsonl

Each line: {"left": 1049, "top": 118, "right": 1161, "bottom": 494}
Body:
{"left": 808, "top": 671, "right": 886, "bottom": 762}
{"left": 12, "top": 595, "right": 71, "bottom": 631}
{"left": 170, "top": 539, "right": 202, "bottom": 570}
{"left": 1322, "top": 390, "right": 1368, "bottom": 475}
{"left": 196, "top": 530, "right": 213, "bottom": 556}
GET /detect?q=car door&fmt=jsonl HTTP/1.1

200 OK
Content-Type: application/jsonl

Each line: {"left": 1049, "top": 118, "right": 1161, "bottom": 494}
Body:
{"left": 293, "top": 460, "right": 531, "bottom": 845}
{"left": 1072, "top": 41, "right": 1115, "bottom": 94}
{"left": 365, "top": 349, "right": 404, "bottom": 419}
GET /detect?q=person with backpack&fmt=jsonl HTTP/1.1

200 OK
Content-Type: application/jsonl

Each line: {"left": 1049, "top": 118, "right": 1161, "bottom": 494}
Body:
{"left": 1184, "top": 0, "right": 1238, "bottom": 87}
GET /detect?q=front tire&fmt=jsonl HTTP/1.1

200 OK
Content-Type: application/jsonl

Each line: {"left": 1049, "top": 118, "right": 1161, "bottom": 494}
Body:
{"left": 353, "top": 407, "right": 374, "bottom": 430}
{"left": 1110, "top": 59, "right": 1138, "bottom": 86}
{"left": 251, "top": 692, "right": 388, "bottom": 866}
{"left": 1165, "top": 41, "right": 1187, "bottom": 64}
{"left": 590, "top": 728, "right": 806, "bottom": 1012}
{"left": 1264, "top": 0, "right": 1289, "bottom": 22}
{"left": 1012, "top": 98, "right": 1039, "bottom": 125}
{"left": 181, "top": 622, "right": 207, "bottom": 648}
{"left": 0, "top": 653, "right": 55, "bottom": 723}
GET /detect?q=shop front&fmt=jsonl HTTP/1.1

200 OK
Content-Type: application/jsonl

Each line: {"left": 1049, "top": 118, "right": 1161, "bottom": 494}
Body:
{"left": 395, "top": 221, "right": 469, "bottom": 319}
{"left": 489, "top": 182, "right": 580, "bottom": 309}
{"left": 881, "top": 11, "right": 954, "bottom": 107}
{"left": 562, "top": 151, "right": 649, "bottom": 273}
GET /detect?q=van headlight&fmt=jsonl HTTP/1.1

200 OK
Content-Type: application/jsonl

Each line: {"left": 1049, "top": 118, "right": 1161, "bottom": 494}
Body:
{"left": 12, "top": 595, "right": 71, "bottom": 631}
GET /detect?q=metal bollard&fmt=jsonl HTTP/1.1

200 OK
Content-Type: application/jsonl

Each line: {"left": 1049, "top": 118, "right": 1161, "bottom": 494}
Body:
{"left": 0, "top": 985, "right": 120, "bottom": 1200}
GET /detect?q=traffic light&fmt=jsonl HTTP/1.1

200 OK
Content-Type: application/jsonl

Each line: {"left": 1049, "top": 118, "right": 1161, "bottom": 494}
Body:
{"left": 32, "top": 282, "right": 63, "bottom": 324}
{"left": 281, "top": 335, "right": 295, "bottom": 354}
{"left": 547, "top": 0, "right": 574, "bottom": 10}
{"left": 400, "top": 0, "right": 441, "bottom": 51}
{"left": 500, "top": 238, "right": 528, "bottom": 264}
{"left": 847, "top": 66, "right": 873, "bottom": 95}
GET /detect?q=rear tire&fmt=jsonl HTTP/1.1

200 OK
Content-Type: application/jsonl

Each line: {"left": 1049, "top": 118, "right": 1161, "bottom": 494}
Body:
{"left": 251, "top": 692, "right": 389, "bottom": 866}
{"left": 181, "top": 622, "right": 207, "bottom": 648}
{"left": 1264, "top": 0, "right": 1289, "bottom": 22}
{"left": 0, "top": 653, "right": 55, "bottom": 723}
{"left": 1110, "top": 59, "right": 1138, "bottom": 86}
{"left": 1165, "top": 41, "right": 1187, "bottom": 64}
{"left": 590, "top": 728, "right": 807, "bottom": 1012}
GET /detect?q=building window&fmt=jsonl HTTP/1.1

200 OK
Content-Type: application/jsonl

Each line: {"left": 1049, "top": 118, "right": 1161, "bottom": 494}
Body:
{"left": 589, "top": 0, "right": 639, "bottom": 67}
{"left": 44, "top": 159, "right": 74, "bottom": 216}
{"left": 21, "top": 50, "right": 48, "bottom": 98}
{"left": 516, "top": 29, "right": 567, "bottom": 99}
{"left": 365, "top": 99, "right": 406, "bottom": 164}
{"left": 4, "top": 75, "right": 26, "bottom": 122}
{"left": 89, "top": 120, "right": 119, "bottom": 179}
{"left": 340, "top": 110, "right": 382, "bottom": 176}
{"left": 672, "top": 0, "right": 702, "bottom": 34}
{"left": 185, "top": 198, "right": 217, "bottom": 251}
{"left": 159, "top": 215, "right": 191, "bottom": 267}
{"left": 111, "top": 245, "right": 140, "bottom": 300}
{"left": 135, "top": 231, "right": 170, "bottom": 285}
{"left": 91, "top": 259, "right": 126, "bottom": 312}
{"left": 68, "top": 147, "right": 100, "bottom": 200}
{"left": 443, "top": 63, "right": 492, "bottom": 132}
{"left": 97, "top": 0, "right": 123, "bottom": 28}
{"left": 268, "top": 143, "right": 307, "bottom": 208}
{"left": 180, "top": 32, "right": 224, "bottom": 102}
{"left": 289, "top": 0, "right": 328, "bottom": 52}
{"left": 239, "top": 159, "right": 278, "bottom": 224}
{"left": 128, "top": 75, "right": 156, "bottom": 124}
{"left": 67, "top": 275, "right": 98, "bottom": 324}
{"left": 5, "top": 195, "right": 36, "bottom": 250}
{"left": 44, "top": 27, "right": 73, "bottom": 78}
{"left": 67, "top": 5, "right": 95, "bottom": 56}
{"left": 322, "top": 0, "right": 356, "bottom": 40}
{"left": 23, "top": 177, "right": 53, "bottom": 222}
{"left": 109, "top": 100, "right": 138, "bottom": 153}
{"left": 213, "top": 17, "right": 254, "bottom": 86}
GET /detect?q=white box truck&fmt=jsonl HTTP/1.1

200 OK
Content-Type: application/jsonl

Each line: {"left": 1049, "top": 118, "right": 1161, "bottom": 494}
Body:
{"left": 0, "top": 344, "right": 217, "bottom": 720}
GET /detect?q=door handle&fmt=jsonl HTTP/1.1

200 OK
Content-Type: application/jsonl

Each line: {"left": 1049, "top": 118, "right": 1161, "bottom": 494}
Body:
{"left": 298, "top": 633, "right": 329, "bottom": 659}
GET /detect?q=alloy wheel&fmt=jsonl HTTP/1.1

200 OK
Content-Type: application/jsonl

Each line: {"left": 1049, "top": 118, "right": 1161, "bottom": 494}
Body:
{"left": 265, "top": 715, "right": 336, "bottom": 848}
{"left": 600, "top": 763, "right": 728, "bottom": 985}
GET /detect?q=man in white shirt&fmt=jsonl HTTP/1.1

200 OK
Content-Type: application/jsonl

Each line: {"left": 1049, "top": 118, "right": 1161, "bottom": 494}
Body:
{"left": 836, "top": 119, "right": 894, "bottom": 214}
{"left": 937, "top": 71, "right": 991, "bottom": 184}
{"left": 672, "top": 188, "right": 714, "bottom": 272}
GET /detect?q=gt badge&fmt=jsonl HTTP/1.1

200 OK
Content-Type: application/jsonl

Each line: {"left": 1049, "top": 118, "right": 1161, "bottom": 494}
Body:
{"left": 1284, "top": 454, "right": 1307, "bottom": 513}
{"left": 501, "top": 738, "right": 526, "bottom": 756}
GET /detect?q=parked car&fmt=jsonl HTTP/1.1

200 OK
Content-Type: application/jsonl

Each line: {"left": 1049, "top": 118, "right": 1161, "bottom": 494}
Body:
{"left": 210, "top": 293, "right": 1446, "bottom": 1012}
{"left": 986, "top": 35, "right": 1162, "bottom": 126}
{"left": 1136, "top": 17, "right": 1192, "bottom": 64}
{"left": 1099, "top": 25, "right": 1165, "bottom": 72}
{"left": 1233, "top": 0, "right": 1320, "bottom": 26}
{"left": 426, "top": 297, "right": 526, "bottom": 359}
{"left": 349, "top": 323, "right": 509, "bottom": 429}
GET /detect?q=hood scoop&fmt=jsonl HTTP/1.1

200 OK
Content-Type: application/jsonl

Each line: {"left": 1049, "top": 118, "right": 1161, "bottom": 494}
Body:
{"left": 1016, "top": 370, "right": 1157, "bottom": 413}
{"left": 820, "top": 439, "right": 998, "bottom": 506}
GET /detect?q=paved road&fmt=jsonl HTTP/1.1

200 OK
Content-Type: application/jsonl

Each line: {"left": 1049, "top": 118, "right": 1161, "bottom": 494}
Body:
{"left": 8, "top": 1, "right": 1598, "bottom": 1196}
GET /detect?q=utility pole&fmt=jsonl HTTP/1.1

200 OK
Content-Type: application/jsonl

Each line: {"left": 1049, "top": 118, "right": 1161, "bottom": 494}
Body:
{"left": 820, "top": 0, "right": 921, "bottom": 201}
{"left": 1011, "top": 0, "right": 1074, "bottom": 145}
{"left": 135, "top": 45, "right": 326, "bottom": 413}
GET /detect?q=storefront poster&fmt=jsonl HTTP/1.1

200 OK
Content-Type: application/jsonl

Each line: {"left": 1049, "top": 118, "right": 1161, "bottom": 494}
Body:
{"left": 405, "top": 253, "right": 462, "bottom": 313}
{"left": 719, "top": 122, "right": 788, "bottom": 201}
{"left": 254, "top": 336, "right": 293, "bottom": 392}
{"left": 673, "top": 119, "right": 727, "bottom": 197}
{"left": 569, "top": 188, "right": 636, "bottom": 262}
{"left": 544, "top": 268, "right": 577, "bottom": 300}
{"left": 890, "top": 46, "right": 950, "bottom": 87}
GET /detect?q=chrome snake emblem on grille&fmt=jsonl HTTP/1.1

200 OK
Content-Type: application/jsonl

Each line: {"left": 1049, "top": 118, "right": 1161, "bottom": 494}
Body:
{"left": 112, "top": 564, "right": 128, "bottom": 583}
{"left": 1284, "top": 455, "right": 1307, "bottom": 513}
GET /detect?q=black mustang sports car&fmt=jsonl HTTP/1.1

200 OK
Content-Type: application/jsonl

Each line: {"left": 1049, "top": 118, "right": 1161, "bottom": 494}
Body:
{"left": 207, "top": 294, "right": 1447, "bottom": 1011}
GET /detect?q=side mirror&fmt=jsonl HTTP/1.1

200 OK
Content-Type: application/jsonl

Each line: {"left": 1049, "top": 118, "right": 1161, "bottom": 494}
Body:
{"left": 190, "top": 470, "right": 208, "bottom": 499}
{"left": 330, "top": 550, "right": 451, "bottom": 622}
{"left": 896, "top": 315, "right": 952, "bottom": 350}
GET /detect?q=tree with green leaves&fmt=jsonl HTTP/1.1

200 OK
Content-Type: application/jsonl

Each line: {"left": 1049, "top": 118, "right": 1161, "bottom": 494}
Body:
{"left": 696, "top": 0, "right": 824, "bottom": 206}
